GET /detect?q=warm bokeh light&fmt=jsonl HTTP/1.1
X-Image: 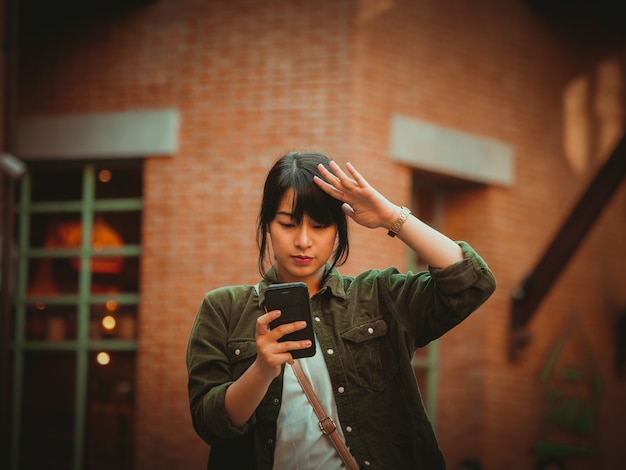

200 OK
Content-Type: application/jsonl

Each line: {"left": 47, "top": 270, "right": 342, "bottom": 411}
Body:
{"left": 98, "top": 169, "right": 112, "bottom": 183}
{"left": 106, "top": 299, "right": 118, "bottom": 311}
{"left": 102, "top": 315, "right": 116, "bottom": 331}
{"left": 96, "top": 352, "right": 110, "bottom": 366}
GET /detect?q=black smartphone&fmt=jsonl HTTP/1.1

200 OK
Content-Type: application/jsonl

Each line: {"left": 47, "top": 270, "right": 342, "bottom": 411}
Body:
{"left": 264, "top": 282, "right": 316, "bottom": 359}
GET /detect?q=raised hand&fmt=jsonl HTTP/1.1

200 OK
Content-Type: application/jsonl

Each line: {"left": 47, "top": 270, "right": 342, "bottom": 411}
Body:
{"left": 314, "top": 160, "right": 399, "bottom": 230}
{"left": 315, "top": 160, "right": 461, "bottom": 267}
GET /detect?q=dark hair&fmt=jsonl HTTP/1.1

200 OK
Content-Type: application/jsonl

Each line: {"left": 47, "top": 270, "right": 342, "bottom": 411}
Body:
{"left": 257, "top": 151, "right": 349, "bottom": 278}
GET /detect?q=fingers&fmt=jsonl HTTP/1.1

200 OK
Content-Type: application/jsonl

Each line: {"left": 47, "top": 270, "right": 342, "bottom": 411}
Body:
{"left": 329, "top": 160, "right": 358, "bottom": 188}
{"left": 258, "top": 309, "right": 307, "bottom": 337}
{"left": 342, "top": 203, "right": 356, "bottom": 217}
{"left": 315, "top": 161, "right": 347, "bottom": 188}
{"left": 344, "top": 162, "right": 369, "bottom": 188}
{"left": 328, "top": 160, "right": 349, "bottom": 186}
{"left": 256, "top": 311, "right": 312, "bottom": 357}
{"left": 314, "top": 164, "right": 342, "bottom": 193}
{"left": 256, "top": 309, "right": 280, "bottom": 335}
{"left": 313, "top": 174, "right": 341, "bottom": 196}
{"left": 316, "top": 160, "right": 368, "bottom": 191}
{"left": 315, "top": 161, "right": 378, "bottom": 223}
{"left": 278, "top": 338, "right": 313, "bottom": 356}
{"left": 314, "top": 162, "right": 356, "bottom": 204}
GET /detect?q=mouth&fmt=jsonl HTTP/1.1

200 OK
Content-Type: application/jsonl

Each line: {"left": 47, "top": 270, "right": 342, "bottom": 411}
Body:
{"left": 292, "top": 255, "right": 313, "bottom": 264}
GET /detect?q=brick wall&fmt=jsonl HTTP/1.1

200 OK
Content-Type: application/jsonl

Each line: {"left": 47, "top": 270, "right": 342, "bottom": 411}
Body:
{"left": 16, "top": 0, "right": 626, "bottom": 469}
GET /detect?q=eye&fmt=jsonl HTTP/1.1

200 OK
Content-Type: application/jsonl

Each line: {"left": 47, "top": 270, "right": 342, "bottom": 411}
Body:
{"left": 312, "top": 220, "right": 333, "bottom": 229}
{"left": 279, "top": 221, "right": 295, "bottom": 228}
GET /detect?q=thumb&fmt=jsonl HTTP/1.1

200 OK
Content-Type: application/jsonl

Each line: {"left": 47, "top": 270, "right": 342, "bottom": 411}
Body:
{"left": 341, "top": 203, "right": 356, "bottom": 217}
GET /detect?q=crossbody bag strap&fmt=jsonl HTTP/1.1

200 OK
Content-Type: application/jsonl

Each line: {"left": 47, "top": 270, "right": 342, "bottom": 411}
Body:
{"left": 290, "top": 360, "right": 360, "bottom": 470}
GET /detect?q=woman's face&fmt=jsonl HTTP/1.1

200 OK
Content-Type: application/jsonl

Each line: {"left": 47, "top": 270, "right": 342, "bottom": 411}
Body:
{"left": 268, "top": 189, "right": 337, "bottom": 295}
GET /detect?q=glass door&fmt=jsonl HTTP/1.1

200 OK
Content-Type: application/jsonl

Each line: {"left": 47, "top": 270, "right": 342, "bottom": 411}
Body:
{"left": 10, "top": 161, "right": 142, "bottom": 470}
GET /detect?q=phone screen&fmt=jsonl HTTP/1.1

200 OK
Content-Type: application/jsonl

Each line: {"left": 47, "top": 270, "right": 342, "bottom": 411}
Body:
{"left": 264, "top": 282, "right": 316, "bottom": 359}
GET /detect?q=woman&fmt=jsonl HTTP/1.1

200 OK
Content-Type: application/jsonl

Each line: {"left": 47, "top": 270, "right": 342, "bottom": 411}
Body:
{"left": 187, "top": 152, "right": 496, "bottom": 469}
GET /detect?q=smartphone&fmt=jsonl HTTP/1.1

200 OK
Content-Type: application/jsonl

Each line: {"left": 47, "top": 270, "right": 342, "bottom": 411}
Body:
{"left": 264, "top": 282, "right": 316, "bottom": 359}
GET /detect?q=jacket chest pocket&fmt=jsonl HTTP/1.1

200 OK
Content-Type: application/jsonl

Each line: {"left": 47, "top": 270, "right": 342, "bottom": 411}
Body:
{"left": 227, "top": 339, "right": 257, "bottom": 380}
{"left": 341, "top": 318, "right": 398, "bottom": 392}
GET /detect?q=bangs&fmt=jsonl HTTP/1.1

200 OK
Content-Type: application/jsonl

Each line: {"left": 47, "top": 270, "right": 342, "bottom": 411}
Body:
{"left": 289, "top": 177, "right": 340, "bottom": 226}
{"left": 259, "top": 154, "right": 344, "bottom": 228}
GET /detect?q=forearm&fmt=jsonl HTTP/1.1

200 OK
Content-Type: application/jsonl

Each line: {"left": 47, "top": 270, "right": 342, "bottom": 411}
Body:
{"left": 224, "top": 360, "right": 275, "bottom": 428}
{"left": 389, "top": 208, "right": 463, "bottom": 269}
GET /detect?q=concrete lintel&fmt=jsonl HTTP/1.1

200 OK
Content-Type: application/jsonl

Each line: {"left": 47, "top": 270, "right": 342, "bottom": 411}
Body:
{"left": 390, "top": 114, "right": 514, "bottom": 186}
{"left": 17, "top": 109, "right": 180, "bottom": 159}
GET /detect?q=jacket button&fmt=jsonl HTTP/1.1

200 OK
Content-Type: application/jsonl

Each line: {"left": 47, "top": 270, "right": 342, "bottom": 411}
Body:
{"left": 272, "top": 398, "right": 280, "bottom": 405}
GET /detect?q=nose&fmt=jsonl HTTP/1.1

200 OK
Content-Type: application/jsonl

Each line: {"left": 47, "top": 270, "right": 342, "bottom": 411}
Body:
{"left": 294, "top": 224, "right": 312, "bottom": 248}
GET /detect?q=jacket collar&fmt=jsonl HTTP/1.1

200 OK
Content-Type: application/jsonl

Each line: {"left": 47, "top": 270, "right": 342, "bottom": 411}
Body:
{"left": 256, "top": 264, "right": 347, "bottom": 306}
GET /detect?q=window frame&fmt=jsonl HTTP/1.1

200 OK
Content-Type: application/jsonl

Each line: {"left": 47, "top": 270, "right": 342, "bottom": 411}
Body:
{"left": 10, "top": 160, "right": 142, "bottom": 470}
{"left": 409, "top": 177, "right": 446, "bottom": 429}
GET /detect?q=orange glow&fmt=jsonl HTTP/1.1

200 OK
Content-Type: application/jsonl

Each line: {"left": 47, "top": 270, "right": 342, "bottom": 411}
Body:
{"left": 98, "top": 169, "right": 112, "bottom": 183}
{"left": 44, "top": 217, "right": 125, "bottom": 273}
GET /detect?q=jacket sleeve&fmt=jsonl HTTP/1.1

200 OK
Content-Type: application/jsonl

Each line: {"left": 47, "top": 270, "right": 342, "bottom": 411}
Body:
{"left": 186, "top": 288, "right": 256, "bottom": 445}
{"left": 381, "top": 241, "right": 496, "bottom": 348}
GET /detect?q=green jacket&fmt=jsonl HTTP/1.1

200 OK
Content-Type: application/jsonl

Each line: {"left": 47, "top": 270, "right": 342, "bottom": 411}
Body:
{"left": 187, "top": 242, "right": 496, "bottom": 469}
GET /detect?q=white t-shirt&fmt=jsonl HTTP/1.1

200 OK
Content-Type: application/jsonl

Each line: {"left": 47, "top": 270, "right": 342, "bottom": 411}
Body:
{"left": 273, "top": 338, "right": 347, "bottom": 470}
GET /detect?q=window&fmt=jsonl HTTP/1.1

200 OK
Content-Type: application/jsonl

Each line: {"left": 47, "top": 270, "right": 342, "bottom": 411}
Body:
{"left": 10, "top": 161, "right": 142, "bottom": 470}
{"left": 409, "top": 177, "right": 445, "bottom": 427}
